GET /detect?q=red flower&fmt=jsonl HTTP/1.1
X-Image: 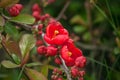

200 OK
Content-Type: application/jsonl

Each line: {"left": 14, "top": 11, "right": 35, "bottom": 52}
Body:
{"left": 44, "top": 22, "right": 69, "bottom": 45}
{"left": 60, "top": 41, "right": 83, "bottom": 66}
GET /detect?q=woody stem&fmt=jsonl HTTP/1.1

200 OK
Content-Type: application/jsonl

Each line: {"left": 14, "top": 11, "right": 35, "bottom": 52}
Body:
{"left": 59, "top": 55, "right": 72, "bottom": 80}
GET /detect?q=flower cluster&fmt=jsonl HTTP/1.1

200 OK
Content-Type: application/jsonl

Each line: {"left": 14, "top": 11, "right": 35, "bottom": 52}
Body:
{"left": 31, "top": 3, "right": 86, "bottom": 80}
{"left": 36, "top": 21, "right": 86, "bottom": 80}
{"left": 51, "top": 68, "right": 63, "bottom": 80}
{"left": 44, "top": 21, "right": 86, "bottom": 67}
{"left": 32, "top": 3, "right": 50, "bottom": 21}
{"left": 7, "top": 4, "right": 23, "bottom": 16}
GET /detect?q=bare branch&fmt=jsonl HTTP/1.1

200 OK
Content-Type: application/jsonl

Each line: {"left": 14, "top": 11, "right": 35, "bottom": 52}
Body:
{"left": 76, "top": 42, "right": 113, "bottom": 51}
{"left": 56, "top": 0, "right": 70, "bottom": 21}
{"left": 59, "top": 55, "right": 72, "bottom": 80}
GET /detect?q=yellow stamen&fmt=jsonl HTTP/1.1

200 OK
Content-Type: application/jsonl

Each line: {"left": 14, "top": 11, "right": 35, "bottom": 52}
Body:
{"left": 54, "top": 30, "right": 59, "bottom": 35}
{"left": 68, "top": 52, "right": 72, "bottom": 56}
{"left": 52, "top": 30, "right": 59, "bottom": 39}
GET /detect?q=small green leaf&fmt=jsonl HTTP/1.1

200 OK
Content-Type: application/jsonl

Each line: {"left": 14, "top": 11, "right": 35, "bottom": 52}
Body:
{"left": 10, "top": 14, "right": 35, "bottom": 25}
{"left": 4, "top": 22, "right": 19, "bottom": 40}
{"left": 1, "top": 60, "right": 19, "bottom": 68}
{"left": 19, "top": 34, "right": 36, "bottom": 57}
{"left": 0, "top": 16, "right": 5, "bottom": 26}
{"left": 11, "top": 54, "right": 21, "bottom": 64}
{"left": 0, "top": 26, "right": 3, "bottom": 33}
{"left": 25, "top": 68, "right": 47, "bottom": 80}
{"left": 113, "top": 47, "right": 120, "bottom": 55}
{"left": 73, "top": 25, "right": 86, "bottom": 34}
{"left": 0, "top": 0, "right": 19, "bottom": 8}
{"left": 94, "top": 12, "right": 105, "bottom": 23}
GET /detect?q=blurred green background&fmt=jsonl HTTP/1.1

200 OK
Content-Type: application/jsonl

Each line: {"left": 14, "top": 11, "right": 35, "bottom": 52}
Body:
{"left": 0, "top": 0, "right": 120, "bottom": 80}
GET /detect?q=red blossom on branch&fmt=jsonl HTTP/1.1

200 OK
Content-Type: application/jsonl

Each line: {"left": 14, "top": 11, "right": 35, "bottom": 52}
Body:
{"left": 60, "top": 40, "right": 83, "bottom": 66}
{"left": 44, "top": 21, "right": 69, "bottom": 45}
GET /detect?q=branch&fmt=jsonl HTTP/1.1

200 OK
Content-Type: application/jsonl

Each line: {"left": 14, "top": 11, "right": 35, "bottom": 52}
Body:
{"left": 12, "top": 22, "right": 32, "bottom": 31}
{"left": 56, "top": 0, "right": 70, "bottom": 21}
{"left": 76, "top": 42, "right": 113, "bottom": 51}
{"left": 59, "top": 55, "right": 72, "bottom": 80}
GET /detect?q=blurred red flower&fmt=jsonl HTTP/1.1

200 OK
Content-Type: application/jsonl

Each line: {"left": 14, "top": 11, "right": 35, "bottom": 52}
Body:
{"left": 60, "top": 40, "right": 83, "bottom": 66}
{"left": 44, "top": 22, "right": 69, "bottom": 45}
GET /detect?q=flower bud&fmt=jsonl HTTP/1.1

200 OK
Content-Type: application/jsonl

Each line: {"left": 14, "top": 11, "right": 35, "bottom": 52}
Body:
{"left": 78, "top": 70, "right": 85, "bottom": 77}
{"left": 32, "top": 11, "right": 40, "bottom": 21}
{"left": 32, "top": 3, "right": 41, "bottom": 13}
{"left": 51, "top": 75, "right": 58, "bottom": 80}
{"left": 71, "top": 67, "right": 79, "bottom": 77}
{"left": 8, "top": 4, "right": 23, "bottom": 16}
{"left": 36, "top": 40, "right": 43, "bottom": 46}
{"left": 57, "top": 77, "right": 63, "bottom": 80}
{"left": 46, "top": 46, "right": 57, "bottom": 56}
{"left": 37, "top": 46, "right": 46, "bottom": 55}
{"left": 38, "top": 24, "right": 43, "bottom": 31}
{"left": 75, "top": 56, "right": 86, "bottom": 68}
{"left": 54, "top": 57, "right": 62, "bottom": 65}
{"left": 14, "top": 4, "right": 23, "bottom": 11}
{"left": 79, "top": 77, "right": 84, "bottom": 80}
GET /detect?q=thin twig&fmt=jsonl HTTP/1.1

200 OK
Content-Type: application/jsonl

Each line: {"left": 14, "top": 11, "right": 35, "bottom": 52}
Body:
{"left": 56, "top": 0, "right": 70, "bottom": 21}
{"left": 12, "top": 22, "right": 32, "bottom": 31}
{"left": 18, "top": 64, "right": 26, "bottom": 80}
{"left": 59, "top": 55, "right": 72, "bottom": 80}
{"left": 76, "top": 42, "right": 113, "bottom": 51}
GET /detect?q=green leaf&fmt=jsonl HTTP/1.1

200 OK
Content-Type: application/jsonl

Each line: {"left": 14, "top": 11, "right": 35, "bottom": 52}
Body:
{"left": 26, "top": 62, "right": 42, "bottom": 67}
{"left": 73, "top": 25, "right": 86, "bottom": 34}
{"left": 0, "top": 0, "right": 19, "bottom": 8}
{"left": 41, "top": 65, "right": 48, "bottom": 77}
{"left": 0, "top": 16, "right": 5, "bottom": 26}
{"left": 10, "top": 14, "right": 35, "bottom": 25}
{"left": 2, "top": 37, "right": 22, "bottom": 59}
{"left": 70, "top": 15, "right": 85, "bottom": 25}
{"left": 19, "top": 34, "right": 36, "bottom": 57}
{"left": 83, "top": 32, "right": 91, "bottom": 42}
{"left": 25, "top": 68, "right": 47, "bottom": 80}
{"left": 4, "top": 22, "right": 19, "bottom": 40}
{"left": 94, "top": 12, "right": 105, "bottom": 23}
{"left": 1, "top": 60, "right": 19, "bottom": 68}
